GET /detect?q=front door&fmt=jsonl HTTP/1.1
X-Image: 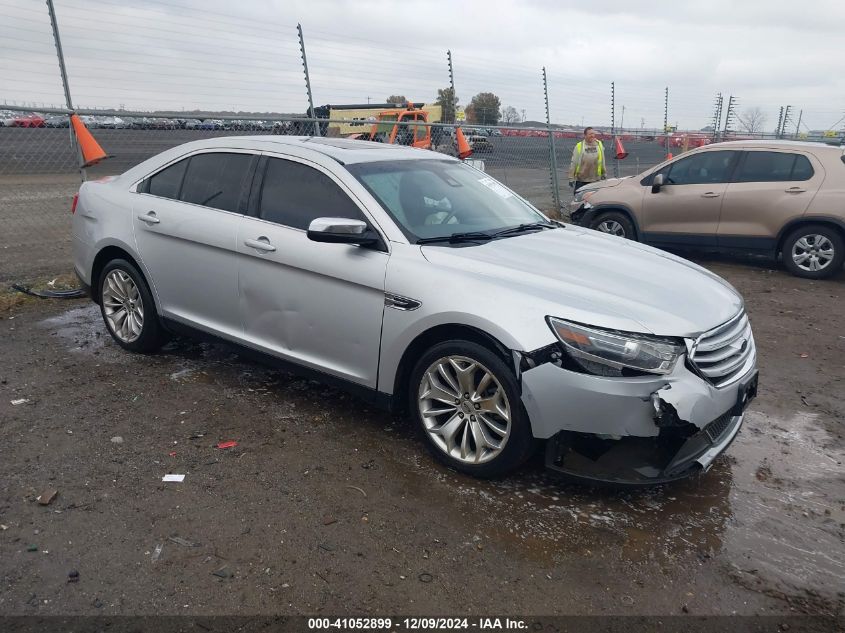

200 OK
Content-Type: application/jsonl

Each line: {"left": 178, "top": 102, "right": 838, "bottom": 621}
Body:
{"left": 640, "top": 150, "right": 739, "bottom": 248}
{"left": 132, "top": 151, "right": 256, "bottom": 339}
{"left": 237, "top": 155, "right": 388, "bottom": 387}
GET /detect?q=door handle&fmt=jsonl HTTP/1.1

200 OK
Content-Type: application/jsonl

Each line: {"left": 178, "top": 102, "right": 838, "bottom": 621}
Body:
{"left": 785, "top": 187, "right": 806, "bottom": 194}
{"left": 244, "top": 237, "right": 276, "bottom": 252}
{"left": 137, "top": 211, "right": 160, "bottom": 225}
{"left": 701, "top": 192, "right": 721, "bottom": 198}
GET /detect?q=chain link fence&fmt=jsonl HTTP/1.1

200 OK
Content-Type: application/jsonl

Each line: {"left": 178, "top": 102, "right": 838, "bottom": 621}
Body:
{"left": 2, "top": 0, "right": 842, "bottom": 283}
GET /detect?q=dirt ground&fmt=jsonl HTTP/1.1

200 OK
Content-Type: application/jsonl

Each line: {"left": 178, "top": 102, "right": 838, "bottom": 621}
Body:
{"left": 0, "top": 256, "right": 843, "bottom": 620}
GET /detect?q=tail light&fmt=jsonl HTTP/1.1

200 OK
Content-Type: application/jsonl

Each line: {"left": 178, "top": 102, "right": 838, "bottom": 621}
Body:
{"left": 71, "top": 192, "right": 79, "bottom": 214}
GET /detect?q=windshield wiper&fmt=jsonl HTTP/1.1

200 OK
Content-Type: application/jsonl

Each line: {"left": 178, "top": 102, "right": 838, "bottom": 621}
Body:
{"left": 416, "top": 231, "right": 493, "bottom": 245}
{"left": 490, "top": 222, "right": 558, "bottom": 238}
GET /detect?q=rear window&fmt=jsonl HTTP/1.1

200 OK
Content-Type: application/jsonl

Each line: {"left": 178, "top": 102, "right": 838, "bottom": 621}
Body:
{"left": 179, "top": 152, "right": 253, "bottom": 213}
{"left": 146, "top": 158, "right": 188, "bottom": 199}
{"left": 735, "top": 151, "right": 814, "bottom": 182}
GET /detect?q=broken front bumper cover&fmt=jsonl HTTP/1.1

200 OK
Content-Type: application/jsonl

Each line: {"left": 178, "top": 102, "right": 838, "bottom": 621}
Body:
{"left": 544, "top": 410, "right": 744, "bottom": 485}
{"left": 519, "top": 345, "right": 758, "bottom": 485}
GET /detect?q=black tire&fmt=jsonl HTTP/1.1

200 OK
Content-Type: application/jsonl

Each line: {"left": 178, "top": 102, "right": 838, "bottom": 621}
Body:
{"left": 589, "top": 211, "right": 635, "bottom": 240}
{"left": 98, "top": 258, "right": 168, "bottom": 353}
{"left": 781, "top": 224, "right": 845, "bottom": 280}
{"left": 408, "top": 340, "right": 536, "bottom": 478}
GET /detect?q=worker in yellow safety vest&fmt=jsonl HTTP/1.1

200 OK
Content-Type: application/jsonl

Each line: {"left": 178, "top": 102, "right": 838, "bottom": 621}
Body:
{"left": 568, "top": 127, "right": 606, "bottom": 192}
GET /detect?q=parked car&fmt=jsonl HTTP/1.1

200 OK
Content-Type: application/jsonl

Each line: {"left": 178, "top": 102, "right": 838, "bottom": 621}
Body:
{"left": 184, "top": 119, "right": 203, "bottom": 130}
{"left": 571, "top": 140, "right": 845, "bottom": 279}
{"left": 79, "top": 115, "right": 100, "bottom": 129}
{"left": 45, "top": 115, "right": 70, "bottom": 128}
{"left": 468, "top": 135, "right": 493, "bottom": 152}
{"left": 1, "top": 110, "right": 19, "bottom": 126}
{"left": 13, "top": 113, "right": 45, "bottom": 128}
{"left": 96, "top": 116, "right": 127, "bottom": 129}
{"left": 71, "top": 136, "right": 758, "bottom": 484}
{"left": 129, "top": 117, "right": 152, "bottom": 129}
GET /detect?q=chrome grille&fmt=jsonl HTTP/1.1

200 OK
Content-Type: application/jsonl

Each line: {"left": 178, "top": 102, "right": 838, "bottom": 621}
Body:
{"left": 691, "top": 311, "right": 755, "bottom": 387}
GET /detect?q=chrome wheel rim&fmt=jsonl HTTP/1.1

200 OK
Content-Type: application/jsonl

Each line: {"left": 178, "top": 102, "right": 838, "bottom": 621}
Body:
{"left": 597, "top": 220, "right": 625, "bottom": 237}
{"left": 418, "top": 355, "right": 511, "bottom": 465}
{"left": 792, "top": 234, "right": 834, "bottom": 272}
{"left": 102, "top": 270, "right": 144, "bottom": 343}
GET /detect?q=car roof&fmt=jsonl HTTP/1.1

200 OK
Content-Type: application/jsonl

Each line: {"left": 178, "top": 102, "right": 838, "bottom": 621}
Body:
{"left": 174, "top": 135, "right": 458, "bottom": 165}
{"left": 707, "top": 139, "right": 842, "bottom": 152}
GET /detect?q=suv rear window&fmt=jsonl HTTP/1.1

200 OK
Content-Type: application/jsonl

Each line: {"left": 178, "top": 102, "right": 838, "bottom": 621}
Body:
{"left": 735, "top": 151, "right": 814, "bottom": 182}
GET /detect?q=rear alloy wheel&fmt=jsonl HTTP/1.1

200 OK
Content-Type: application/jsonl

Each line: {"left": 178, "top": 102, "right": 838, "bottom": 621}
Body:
{"left": 782, "top": 225, "right": 844, "bottom": 279}
{"left": 590, "top": 211, "right": 634, "bottom": 240}
{"left": 409, "top": 340, "right": 535, "bottom": 477}
{"left": 99, "top": 259, "right": 167, "bottom": 353}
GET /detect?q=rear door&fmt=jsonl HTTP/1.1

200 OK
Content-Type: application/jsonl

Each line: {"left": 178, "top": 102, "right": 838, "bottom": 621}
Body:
{"left": 237, "top": 155, "right": 389, "bottom": 387}
{"left": 133, "top": 150, "right": 256, "bottom": 338}
{"left": 717, "top": 150, "right": 823, "bottom": 250}
{"left": 640, "top": 150, "right": 740, "bottom": 248}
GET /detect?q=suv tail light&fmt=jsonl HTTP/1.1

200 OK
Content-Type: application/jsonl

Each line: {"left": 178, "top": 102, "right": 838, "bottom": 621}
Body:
{"left": 71, "top": 192, "right": 79, "bottom": 214}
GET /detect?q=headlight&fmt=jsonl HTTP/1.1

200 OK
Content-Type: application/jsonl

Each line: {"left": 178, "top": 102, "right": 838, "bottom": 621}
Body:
{"left": 547, "top": 317, "right": 684, "bottom": 376}
{"left": 573, "top": 189, "right": 595, "bottom": 203}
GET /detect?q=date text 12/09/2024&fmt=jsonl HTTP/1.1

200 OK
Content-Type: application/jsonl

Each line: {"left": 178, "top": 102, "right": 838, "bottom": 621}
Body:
{"left": 307, "top": 618, "right": 528, "bottom": 630}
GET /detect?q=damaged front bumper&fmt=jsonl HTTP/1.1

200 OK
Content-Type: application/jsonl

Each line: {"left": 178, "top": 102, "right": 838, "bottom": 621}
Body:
{"left": 518, "top": 349, "right": 758, "bottom": 485}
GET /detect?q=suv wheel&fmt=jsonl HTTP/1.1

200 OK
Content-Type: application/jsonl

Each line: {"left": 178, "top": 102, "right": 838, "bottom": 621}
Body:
{"left": 99, "top": 259, "right": 168, "bottom": 352}
{"left": 782, "top": 225, "right": 844, "bottom": 279}
{"left": 409, "top": 340, "right": 535, "bottom": 478}
{"left": 590, "top": 211, "right": 634, "bottom": 239}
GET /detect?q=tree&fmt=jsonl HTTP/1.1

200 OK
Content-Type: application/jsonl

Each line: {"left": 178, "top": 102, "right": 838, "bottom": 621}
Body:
{"left": 466, "top": 92, "right": 501, "bottom": 125}
{"left": 501, "top": 106, "right": 520, "bottom": 124}
{"left": 435, "top": 87, "right": 458, "bottom": 123}
{"left": 737, "top": 107, "right": 767, "bottom": 134}
{"left": 386, "top": 95, "right": 407, "bottom": 105}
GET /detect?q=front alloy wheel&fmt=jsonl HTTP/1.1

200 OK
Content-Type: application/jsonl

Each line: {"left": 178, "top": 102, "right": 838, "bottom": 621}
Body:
{"left": 418, "top": 355, "right": 511, "bottom": 465}
{"left": 409, "top": 340, "right": 535, "bottom": 477}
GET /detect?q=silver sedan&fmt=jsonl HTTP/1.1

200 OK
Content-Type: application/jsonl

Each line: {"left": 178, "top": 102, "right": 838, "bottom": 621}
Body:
{"left": 72, "top": 136, "right": 758, "bottom": 483}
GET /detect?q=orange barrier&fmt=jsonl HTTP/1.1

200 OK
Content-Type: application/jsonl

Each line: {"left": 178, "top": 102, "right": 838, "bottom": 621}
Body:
{"left": 70, "top": 113, "right": 108, "bottom": 167}
{"left": 455, "top": 127, "right": 472, "bottom": 159}
{"left": 614, "top": 137, "right": 628, "bottom": 159}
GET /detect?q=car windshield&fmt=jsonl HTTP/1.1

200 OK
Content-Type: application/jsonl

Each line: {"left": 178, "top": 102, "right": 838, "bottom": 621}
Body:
{"left": 347, "top": 159, "right": 548, "bottom": 242}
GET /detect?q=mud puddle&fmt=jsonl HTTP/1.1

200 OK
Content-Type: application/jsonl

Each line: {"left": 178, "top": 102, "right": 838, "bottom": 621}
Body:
{"left": 37, "top": 304, "right": 845, "bottom": 612}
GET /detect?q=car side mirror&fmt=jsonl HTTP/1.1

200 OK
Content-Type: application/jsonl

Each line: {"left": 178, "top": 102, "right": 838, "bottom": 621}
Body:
{"left": 307, "top": 217, "right": 379, "bottom": 245}
{"left": 651, "top": 173, "right": 665, "bottom": 193}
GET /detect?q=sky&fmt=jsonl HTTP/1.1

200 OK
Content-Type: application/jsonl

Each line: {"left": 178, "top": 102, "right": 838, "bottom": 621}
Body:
{"left": 1, "top": 0, "right": 843, "bottom": 132}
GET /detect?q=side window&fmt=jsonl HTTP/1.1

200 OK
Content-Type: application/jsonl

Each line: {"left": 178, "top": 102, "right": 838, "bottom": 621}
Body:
{"left": 666, "top": 151, "right": 736, "bottom": 185}
{"left": 735, "top": 151, "right": 798, "bottom": 183}
{"left": 144, "top": 158, "right": 188, "bottom": 199}
{"left": 414, "top": 115, "right": 428, "bottom": 142}
{"left": 179, "top": 152, "right": 253, "bottom": 212}
{"left": 259, "top": 158, "right": 365, "bottom": 230}
{"left": 790, "top": 155, "right": 814, "bottom": 181}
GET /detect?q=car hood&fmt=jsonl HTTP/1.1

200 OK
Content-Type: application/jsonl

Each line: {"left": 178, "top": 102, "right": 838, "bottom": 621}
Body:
{"left": 579, "top": 176, "right": 632, "bottom": 191}
{"left": 420, "top": 227, "right": 742, "bottom": 337}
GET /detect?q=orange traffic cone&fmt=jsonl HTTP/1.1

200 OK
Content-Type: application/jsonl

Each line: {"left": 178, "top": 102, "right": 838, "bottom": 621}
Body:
{"left": 70, "top": 113, "right": 108, "bottom": 167}
{"left": 666, "top": 152, "right": 674, "bottom": 160}
{"left": 455, "top": 126, "right": 472, "bottom": 159}
{"left": 614, "top": 136, "right": 628, "bottom": 159}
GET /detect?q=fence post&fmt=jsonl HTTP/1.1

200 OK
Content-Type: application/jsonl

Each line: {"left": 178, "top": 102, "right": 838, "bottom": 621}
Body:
{"left": 297, "top": 23, "right": 319, "bottom": 137}
{"left": 446, "top": 50, "right": 456, "bottom": 124}
{"left": 663, "top": 86, "right": 669, "bottom": 159}
{"left": 542, "top": 67, "right": 561, "bottom": 214}
{"left": 46, "top": 0, "right": 86, "bottom": 181}
{"left": 611, "top": 81, "right": 618, "bottom": 178}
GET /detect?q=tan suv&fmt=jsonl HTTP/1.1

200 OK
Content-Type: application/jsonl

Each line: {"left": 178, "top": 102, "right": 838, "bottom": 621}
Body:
{"left": 569, "top": 140, "right": 845, "bottom": 279}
